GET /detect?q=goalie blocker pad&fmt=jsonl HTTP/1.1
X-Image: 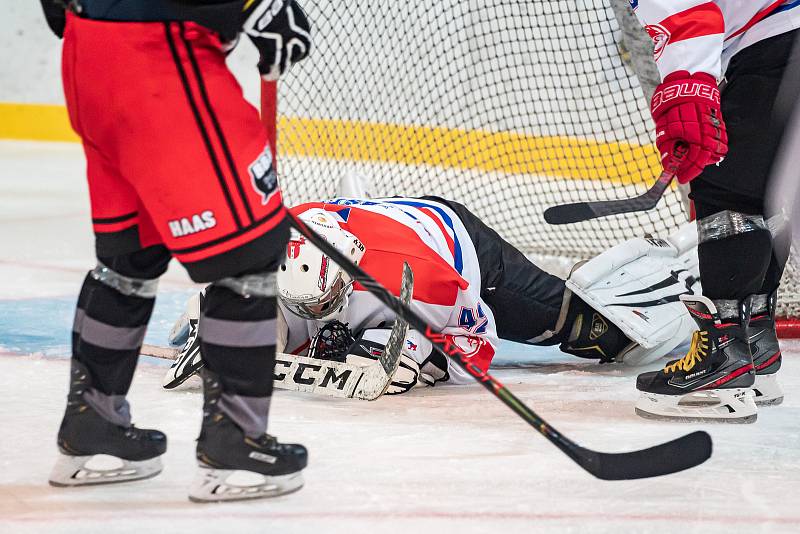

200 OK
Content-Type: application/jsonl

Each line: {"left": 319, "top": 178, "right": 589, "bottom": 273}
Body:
{"left": 566, "top": 222, "right": 700, "bottom": 366}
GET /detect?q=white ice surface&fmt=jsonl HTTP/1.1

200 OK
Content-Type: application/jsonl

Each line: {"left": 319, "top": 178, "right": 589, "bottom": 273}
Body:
{"left": 1, "top": 141, "right": 799, "bottom": 534}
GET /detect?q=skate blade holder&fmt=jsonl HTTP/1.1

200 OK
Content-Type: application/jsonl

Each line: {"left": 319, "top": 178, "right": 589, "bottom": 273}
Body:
{"left": 49, "top": 453, "right": 163, "bottom": 487}
{"left": 636, "top": 389, "right": 757, "bottom": 423}
{"left": 189, "top": 469, "right": 304, "bottom": 503}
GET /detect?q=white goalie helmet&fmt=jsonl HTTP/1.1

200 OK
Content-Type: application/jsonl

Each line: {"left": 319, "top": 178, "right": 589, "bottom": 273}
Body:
{"left": 277, "top": 208, "right": 365, "bottom": 321}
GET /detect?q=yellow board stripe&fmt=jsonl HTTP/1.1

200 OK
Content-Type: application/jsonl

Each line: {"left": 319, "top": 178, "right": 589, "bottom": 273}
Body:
{"left": 278, "top": 116, "right": 661, "bottom": 185}
{"left": 0, "top": 102, "right": 661, "bottom": 184}
{"left": 0, "top": 103, "right": 80, "bottom": 143}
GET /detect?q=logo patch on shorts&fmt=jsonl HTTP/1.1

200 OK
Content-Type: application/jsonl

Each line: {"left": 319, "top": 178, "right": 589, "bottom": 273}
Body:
{"left": 249, "top": 147, "right": 278, "bottom": 205}
{"left": 168, "top": 210, "right": 216, "bottom": 238}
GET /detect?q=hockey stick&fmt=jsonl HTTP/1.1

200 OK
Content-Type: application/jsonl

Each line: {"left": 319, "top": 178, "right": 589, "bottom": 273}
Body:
{"left": 288, "top": 212, "right": 712, "bottom": 480}
{"left": 543, "top": 144, "right": 687, "bottom": 225}
{"left": 143, "top": 264, "right": 413, "bottom": 400}
{"left": 544, "top": 169, "right": 676, "bottom": 224}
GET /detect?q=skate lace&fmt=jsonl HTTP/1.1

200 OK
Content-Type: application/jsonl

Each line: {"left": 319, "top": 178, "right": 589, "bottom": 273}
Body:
{"left": 663, "top": 330, "right": 709, "bottom": 374}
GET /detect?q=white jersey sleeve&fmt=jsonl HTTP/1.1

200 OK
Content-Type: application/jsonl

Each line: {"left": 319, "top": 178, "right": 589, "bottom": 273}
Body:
{"left": 632, "top": 1, "right": 725, "bottom": 78}
{"left": 631, "top": 1, "right": 800, "bottom": 80}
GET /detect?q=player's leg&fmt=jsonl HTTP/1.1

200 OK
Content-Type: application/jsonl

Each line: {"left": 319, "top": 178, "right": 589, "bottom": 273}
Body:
{"left": 749, "top": 219, "right": 790, "bottom": 405}
{"left": 49, "top": 141, "right": 172, "bottom": 486}
{"left": 191, "top": 259, "right": 306, "bottom": 502}
{"left": 421, "top": 196, "right": 635, "bottom": 362}
{"left": 634, "top": 32, "right": 798, "bottom": 421}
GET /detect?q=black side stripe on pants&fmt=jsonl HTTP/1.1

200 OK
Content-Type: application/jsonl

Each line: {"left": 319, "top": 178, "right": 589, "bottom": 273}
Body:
{"left": 164, "top": 22, "right": 244, "bottom": 230}
{"left": 179, "top": 23, "right": 256, "bottom": 225}
{"left": 93, "top": 211, "right": 138, "bottom": 225}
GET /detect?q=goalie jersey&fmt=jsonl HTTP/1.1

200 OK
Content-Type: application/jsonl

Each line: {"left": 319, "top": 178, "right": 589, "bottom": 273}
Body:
{"left": 631, "top": 0, "right": 800, "bottom": 79}
{"left": 278, "top": 198, "right": 500, "bottom": 384}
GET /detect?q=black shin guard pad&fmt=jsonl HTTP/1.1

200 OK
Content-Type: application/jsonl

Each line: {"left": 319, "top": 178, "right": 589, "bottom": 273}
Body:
{"left": 200, "top": 285, "right": 278, "bottom": 397}
{"left": 73, "top": 247, "right": 169, "bottom": 395}
{"left": 698, "top": 229, "right": 773, "bottom": 300}
{"left": 73, "top": 275, "right": 156, "bottom": 395}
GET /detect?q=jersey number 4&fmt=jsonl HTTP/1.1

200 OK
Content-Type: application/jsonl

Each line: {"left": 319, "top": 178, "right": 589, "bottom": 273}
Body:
{"left": 458, "top": 304, "right": 488, "bottom": 334}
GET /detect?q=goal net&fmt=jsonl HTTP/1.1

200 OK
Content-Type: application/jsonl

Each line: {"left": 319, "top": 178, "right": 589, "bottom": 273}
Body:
{"left": 263, "top": 0, "right": 800, "bottom": 334}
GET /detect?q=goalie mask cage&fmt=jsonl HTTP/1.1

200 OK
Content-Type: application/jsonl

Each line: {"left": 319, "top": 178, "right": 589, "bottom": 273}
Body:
{"left": 260, "top": 0, "right": 800, "bottom": 337}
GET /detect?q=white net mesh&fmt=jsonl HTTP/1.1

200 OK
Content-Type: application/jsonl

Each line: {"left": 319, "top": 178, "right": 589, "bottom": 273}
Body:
{"left": 269, "top": 0, "right": 800, "bottom": 320}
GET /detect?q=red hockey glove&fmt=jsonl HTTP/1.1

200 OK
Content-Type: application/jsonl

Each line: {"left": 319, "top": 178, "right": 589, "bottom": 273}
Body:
{"left": 650, "top": 71, "right": 727, "bottom": 183}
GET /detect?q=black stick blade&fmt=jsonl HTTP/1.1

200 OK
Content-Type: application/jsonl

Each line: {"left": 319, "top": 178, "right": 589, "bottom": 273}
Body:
{"left": 544, "top": 202, "right": 597, "bottom": 225}
{"left": 543, "top": 170, "right": 675, "bottom": 225}
{"left": 576, "top": 431, "right": 712, "bottom": 480}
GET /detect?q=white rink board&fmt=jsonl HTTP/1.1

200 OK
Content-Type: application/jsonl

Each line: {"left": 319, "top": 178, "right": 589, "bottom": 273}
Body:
{"left": 2, "top": 142, "right": 800, "bottom": 534}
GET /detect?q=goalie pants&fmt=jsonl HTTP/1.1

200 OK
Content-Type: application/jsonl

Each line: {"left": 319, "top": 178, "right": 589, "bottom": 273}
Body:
{"left": 65, "top": 14, "right": 284, "bottom": 400}
{"left": 421, "top": 197, "right": 567, "bottom": 344}
{"left": 689, "top": 30, "right": 798, "bottom": 301}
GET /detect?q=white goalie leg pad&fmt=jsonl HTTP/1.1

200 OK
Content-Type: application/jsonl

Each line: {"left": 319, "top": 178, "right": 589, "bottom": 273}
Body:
{"left": 189, "top": 466, "right": 304, "bottom": 503}
{"left": 635, "top": 388, "right": 757, "bottom": 423}
{"left": 49, "top": 453, "right": 163, "bottom": 487}
{"left": 566, "top": 222, "right": 701, "bottom": 366}
{"left": 753, "top": 373, "right": 784, "bottom": 406}
{"left": 168, "top": 289, "right": 203, "bottom": 347}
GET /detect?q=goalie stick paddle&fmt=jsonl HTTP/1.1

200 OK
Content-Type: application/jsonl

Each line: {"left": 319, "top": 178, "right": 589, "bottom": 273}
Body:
{"left": 289, "top": 212, "right": 711, "bottom": 480}
{"left": 543, "top": 143, "right": 688, "bottom": 225}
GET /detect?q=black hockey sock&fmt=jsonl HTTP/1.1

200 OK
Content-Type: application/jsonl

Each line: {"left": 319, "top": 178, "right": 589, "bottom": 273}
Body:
{"left": 72, "top": 274, "right": 156, "bottom": 396}
{"left": 697, "top": 229, "right": 772, "bottom": 302}
{"left": 199, "top": 281, "right": 278, "bottom": 437}
{"left": 72, "top": 246, "right": 169, "bottom": 396}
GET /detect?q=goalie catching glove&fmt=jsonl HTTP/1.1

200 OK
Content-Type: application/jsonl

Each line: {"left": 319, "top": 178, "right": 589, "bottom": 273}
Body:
{"left": 244, "top": 0, "right": 312, "bottom": 81}
{"left": 313, "top": 324, "right": 448, "bottom": 395}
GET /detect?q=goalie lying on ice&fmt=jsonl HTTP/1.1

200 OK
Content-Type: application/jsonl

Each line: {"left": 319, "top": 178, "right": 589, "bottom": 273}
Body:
{"left": 164, "top": 196, "right": 701, "bottom": 394}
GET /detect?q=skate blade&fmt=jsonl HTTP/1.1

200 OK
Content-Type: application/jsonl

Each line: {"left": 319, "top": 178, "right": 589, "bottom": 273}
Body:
{"left": 753, "top": 373, "right": 784, "bottom": 407}
{"left": 635, "top": 388, "right": 757, "bottom": 424}
{"left": 755, "top": 395, "right": 784, "bottom": 407}
{"left": 188, "top": 467, "right": 304, "bottom": 503}
{"left": 49, "top": 453, "right": 163, "bottom": 487}
{"left": 634, "top": 407, "right": 757, "bottom": 424}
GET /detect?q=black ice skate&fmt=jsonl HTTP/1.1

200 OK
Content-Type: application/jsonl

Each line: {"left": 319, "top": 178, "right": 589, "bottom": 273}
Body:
{"left": 749, "top": 294, "right": 783, "bottom": 406}
{"left": 189, "top": 370, "right": 307, "bottom": 503}
{"left": 635, "top": 295, "right": 757, "bottom": 423}
{"left": 49, "top": 361, "right": 167, "bottom": 487}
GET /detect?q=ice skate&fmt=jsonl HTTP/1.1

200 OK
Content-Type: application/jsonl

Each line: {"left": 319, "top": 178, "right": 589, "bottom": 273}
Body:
{"left": 749, "top": 315, "right": 783, "bottom": 406}
{"left": 635, "top": 295, "right": 757, "bottom": 423}
{"left": 189, "top": 370, "right": 307, "bottom": 503}
{"left": 50, "top": 361, "right": 167, "bottom": 487}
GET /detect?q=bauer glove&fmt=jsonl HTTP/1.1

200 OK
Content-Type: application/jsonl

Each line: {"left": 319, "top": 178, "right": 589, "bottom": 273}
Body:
{"left": 244, "top": 0, "right": 312, "bottom": 81}
{"left": 650, "top": 71, "right": 728, "bottom": 183}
